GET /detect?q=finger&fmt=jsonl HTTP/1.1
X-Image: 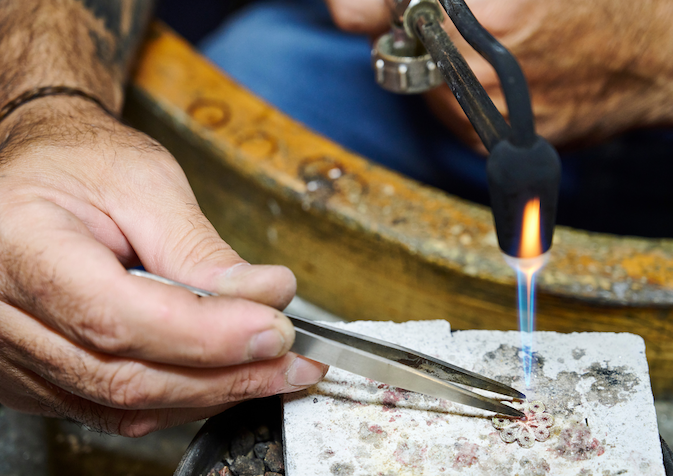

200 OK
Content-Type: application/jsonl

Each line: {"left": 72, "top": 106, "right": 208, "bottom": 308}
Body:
{"left": 0, "top": 356, "right": 59, "bottom": 416}
{"left": 0, "top": 199, "right": 296, "bottom": 366}
{"left": 324, "top": 0, "right": 390, "bottom": 35}
{"left": 114, "top": 404, "right": 240, "bottom": 437}
{"left": 0, "top": 360, "right": 239, "bottom": 437}
{"left": 0, "top": 392, "right": 57, "bottom": 417}
{"left": 2, "top": 299, "right": 327, "bottom": 410}
{"left": 103, "top": 147, "right": 296, "bottom": 310}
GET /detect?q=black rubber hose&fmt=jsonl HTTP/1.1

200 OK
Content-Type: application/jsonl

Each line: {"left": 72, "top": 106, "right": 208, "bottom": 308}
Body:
{"left": 409, "top": 5, "right": 510, "bottom": 151}
{"left": 438, "top": 0, "right": 536, "bottom": 148}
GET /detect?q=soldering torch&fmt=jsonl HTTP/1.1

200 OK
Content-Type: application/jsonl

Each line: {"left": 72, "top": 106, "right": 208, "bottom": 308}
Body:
{"left": 372, "top": 0, "right": 561, "bottom": 258}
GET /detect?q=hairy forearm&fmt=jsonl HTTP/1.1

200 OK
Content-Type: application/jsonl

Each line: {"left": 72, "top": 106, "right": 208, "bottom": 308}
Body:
{"left": 0, "top": 0, "right": 154, "bottom": 114}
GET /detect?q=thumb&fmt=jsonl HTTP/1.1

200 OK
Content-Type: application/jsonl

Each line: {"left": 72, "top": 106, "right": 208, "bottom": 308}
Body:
{"left": 108, "top": 156, "right": 296, "bottom": 310}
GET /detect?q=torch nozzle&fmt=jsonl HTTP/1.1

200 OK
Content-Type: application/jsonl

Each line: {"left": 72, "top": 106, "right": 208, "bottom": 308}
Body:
{"left": 399, "top": 1, "right": 562, "bottom": 257}
{"left": 487, "top": 138, "right": 561, "bottom": 257}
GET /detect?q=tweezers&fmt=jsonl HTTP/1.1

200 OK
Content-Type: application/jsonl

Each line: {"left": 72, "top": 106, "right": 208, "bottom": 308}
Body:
{"left": 129, "top": 269, "right": 525, "bottom": 418}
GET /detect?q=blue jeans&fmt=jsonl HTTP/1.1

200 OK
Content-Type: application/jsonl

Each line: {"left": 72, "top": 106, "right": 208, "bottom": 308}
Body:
{"left": 200, "top": 0, "right": 673, "bottom": 237}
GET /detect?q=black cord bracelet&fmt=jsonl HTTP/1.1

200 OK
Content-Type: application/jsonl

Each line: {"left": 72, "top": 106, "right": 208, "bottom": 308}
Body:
{"left": 0, "top": 86, "right": 117, "bottom": 125}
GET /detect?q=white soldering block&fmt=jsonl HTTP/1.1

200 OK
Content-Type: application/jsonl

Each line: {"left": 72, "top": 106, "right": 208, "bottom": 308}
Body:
{"left": 283, "top": 320, "right": 664, "bottom": 475}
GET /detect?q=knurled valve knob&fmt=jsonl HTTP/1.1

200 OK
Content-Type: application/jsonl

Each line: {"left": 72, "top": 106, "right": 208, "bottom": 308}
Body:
{"left": 371, "top": 31, "right": 442, "bottom": 94}
{"left": 372, "top": 0, "right": 444, "bottom": 94}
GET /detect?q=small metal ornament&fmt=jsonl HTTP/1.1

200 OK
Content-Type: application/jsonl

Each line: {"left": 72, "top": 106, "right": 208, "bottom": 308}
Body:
{"left": 492, "top": 400, "right": 555, "bottom": 448}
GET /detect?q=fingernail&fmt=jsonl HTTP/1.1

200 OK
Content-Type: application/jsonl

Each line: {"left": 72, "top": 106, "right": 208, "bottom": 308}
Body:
{"left": 249, "top": 329, "right": 286, "bottom": 360}
{"left": 287, "top": 357, "right": 327, "bottom": 387}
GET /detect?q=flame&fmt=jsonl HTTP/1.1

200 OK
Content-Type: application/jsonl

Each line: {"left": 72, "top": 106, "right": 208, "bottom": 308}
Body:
{"left": 519, "top": 198, "right": 542, "bottom": 259}
{"left": 501, "top": 197, "right": 548, "bottom": 390}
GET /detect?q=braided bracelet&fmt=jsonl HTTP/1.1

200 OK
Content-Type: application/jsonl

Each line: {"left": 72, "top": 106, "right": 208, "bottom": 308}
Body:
{"left": 0, "top": 86, "right": 116, "bottom": 125}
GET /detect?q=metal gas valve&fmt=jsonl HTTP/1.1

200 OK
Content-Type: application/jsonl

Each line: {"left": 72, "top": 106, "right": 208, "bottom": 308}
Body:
{"left": 371, "top": 0, "right": 444, "bottom": 94}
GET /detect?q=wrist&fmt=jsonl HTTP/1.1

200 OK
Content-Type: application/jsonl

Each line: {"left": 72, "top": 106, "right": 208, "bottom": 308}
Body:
{"left": 0, "top": 73, "right": 121, "bottom": 121}
{"left": 0, "top": 94, "right": 120, "bottom": 153}
{"left": 0, "top": 86, "right": 116, "bottom": 129}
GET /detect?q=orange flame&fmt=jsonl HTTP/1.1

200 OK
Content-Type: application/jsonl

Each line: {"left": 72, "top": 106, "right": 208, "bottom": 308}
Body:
{"left": 519, "top": 198, "right": 542, "bottom": 259}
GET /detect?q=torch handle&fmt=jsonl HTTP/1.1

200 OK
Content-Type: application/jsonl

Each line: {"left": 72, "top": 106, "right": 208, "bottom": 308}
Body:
{"left": 408, "top": 5, "right": 510, "bottom": 152}
{"left": 403, "top": 0, "right": 561, "bottom": 256}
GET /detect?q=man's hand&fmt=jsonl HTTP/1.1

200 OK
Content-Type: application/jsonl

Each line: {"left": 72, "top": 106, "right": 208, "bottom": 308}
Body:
{"left": 326, "top": 0, "right": 673, "bottom": 149}
{"left": 0, "top": 96, "right": 327, "bottom": 437}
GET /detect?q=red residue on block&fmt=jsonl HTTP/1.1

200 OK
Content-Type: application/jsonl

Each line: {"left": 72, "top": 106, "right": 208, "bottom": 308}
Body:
{"left": 382, "top": 391, "right": 400, "bottom": 407}
{"left": 453, "top": 439, "right": 479, "bottom": 469}
{"left": 369, "top": 424, "right": 384, "bottom": 434}
{"left": 382, "top": 387, "right": 412, "bottom": 408}
{"left": 549, "top": 420, "right": 606, "bottom": 461}
{"left": 594, "top": 440, "right": 605, "bottom": 456}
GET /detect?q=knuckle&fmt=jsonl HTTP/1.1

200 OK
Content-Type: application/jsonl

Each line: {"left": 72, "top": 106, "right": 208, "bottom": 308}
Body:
{"left": 331, "top": 2, "right": 390, "bottom": 34}
{"left": 188, "top": 337, "right": 216, "bottom": 367}
{"left": 226, "top": 366, "right": 273, "bottom": 402}
{"left": 72, "top": 307, "right": 133, "bottom": 356}
{"left": 171, "top": 223, "right": 236, "bottom": 269}
{"left": 105, "top": 363, "right": 156, "bottom": 409}
{"left": 145, "top": 149, "right": 184, "bottom": 178}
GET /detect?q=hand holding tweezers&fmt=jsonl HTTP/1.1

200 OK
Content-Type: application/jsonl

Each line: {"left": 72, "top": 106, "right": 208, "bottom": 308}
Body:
{"left": 128, "top": 269, "right": 525, "bottom": 418}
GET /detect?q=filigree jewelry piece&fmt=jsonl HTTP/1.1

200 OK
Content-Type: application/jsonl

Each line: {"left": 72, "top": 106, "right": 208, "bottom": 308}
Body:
{"left": 492, "top": 400, "right": 554, "bottom": 448}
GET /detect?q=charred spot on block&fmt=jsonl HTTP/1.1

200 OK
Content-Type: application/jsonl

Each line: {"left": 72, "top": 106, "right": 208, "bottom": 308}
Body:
{"left": 585, "top": 363, "right": 640, "bottom": 407}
